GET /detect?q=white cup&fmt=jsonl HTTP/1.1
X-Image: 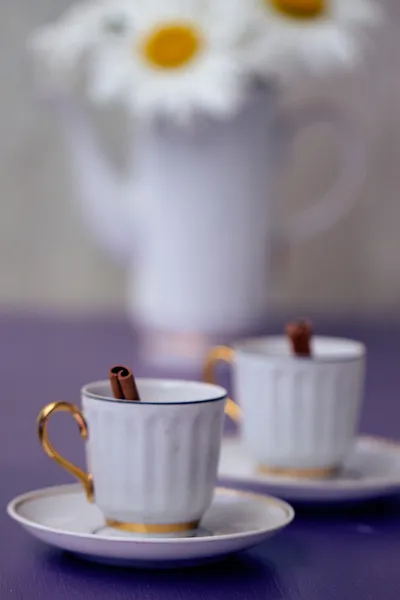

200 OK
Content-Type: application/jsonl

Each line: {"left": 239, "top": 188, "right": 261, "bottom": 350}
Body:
{"left": 205, "top": 336, "right": 366, "bottom": 478}
{"left": 37, "top": 379, "right": 227, "bottom": 536}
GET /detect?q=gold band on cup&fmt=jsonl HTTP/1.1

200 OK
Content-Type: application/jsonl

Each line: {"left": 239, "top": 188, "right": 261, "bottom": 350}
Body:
{"left": 106, "top": 519, "right": 200, "bottom": 534}
{"left": 258, "top": 464, "right": 340, "bottom": 479}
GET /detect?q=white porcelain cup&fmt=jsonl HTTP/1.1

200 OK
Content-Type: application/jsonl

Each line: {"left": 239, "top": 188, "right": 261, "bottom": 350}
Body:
{"left": 37, "top": 379, "right": 227, "bottom": 536}
{"left": 205, "top": 337, "right": 366, "bottom": 478}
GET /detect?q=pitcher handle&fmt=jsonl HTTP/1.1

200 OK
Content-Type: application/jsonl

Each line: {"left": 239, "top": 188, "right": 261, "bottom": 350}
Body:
{"left": 278, "top": 101, "right": 367, "bottom": 244}
{"left": 203, "top": 346, "right": 241, "bottom": 424}
{"left": 37, "top": 402, "right": 94, "bottom": 502}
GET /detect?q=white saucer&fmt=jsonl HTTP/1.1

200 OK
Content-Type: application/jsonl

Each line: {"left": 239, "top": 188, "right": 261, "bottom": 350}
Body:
{"left": 219, "top": 436, "right": 400, "bottom": 503}
{"left": 7, "top": 484, "right": 294, "bottom": 568}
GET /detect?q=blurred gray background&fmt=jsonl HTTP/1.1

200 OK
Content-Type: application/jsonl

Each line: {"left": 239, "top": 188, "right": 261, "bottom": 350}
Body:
{"left": 1, "top": 0, "right": 399, "bottom": 317}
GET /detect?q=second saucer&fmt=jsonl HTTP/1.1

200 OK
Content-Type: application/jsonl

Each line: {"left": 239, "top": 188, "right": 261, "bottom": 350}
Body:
{"left": 219, "top": 436, "right": 400, "bottom": 503}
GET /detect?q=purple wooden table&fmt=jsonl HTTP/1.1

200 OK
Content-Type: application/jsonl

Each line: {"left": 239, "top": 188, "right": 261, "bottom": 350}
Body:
{"left": 2, "top": 312, "right": 400, "bottom": 599}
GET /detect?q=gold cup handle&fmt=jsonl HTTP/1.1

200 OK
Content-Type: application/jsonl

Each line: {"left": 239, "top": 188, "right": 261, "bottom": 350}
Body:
{"left": 203, "top": 346, "right": 241, "bottom": 423}
{"left": 37, "top": 401, "right": 94, "bottom": 502}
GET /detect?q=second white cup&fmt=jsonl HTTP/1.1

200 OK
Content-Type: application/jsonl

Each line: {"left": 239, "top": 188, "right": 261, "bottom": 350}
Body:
{"left": 205, "top": 336, "right": 366, "bottom": 478}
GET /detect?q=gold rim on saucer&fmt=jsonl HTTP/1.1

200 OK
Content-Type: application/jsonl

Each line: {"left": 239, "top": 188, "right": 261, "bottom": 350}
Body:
{"left": 105, "top": 519, "right": 200, "bottom": 534}
{"left": 257, "top": 464, "right": 340, "bottom": 479}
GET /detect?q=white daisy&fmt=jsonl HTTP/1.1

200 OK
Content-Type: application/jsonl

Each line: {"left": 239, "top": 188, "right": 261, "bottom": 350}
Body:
{"left": 247, "top": 0, "right": 382, "bottom": 79}
{"left": 31, "top": 0, "right": 252, "bottom": 123}
{"left": 31, "top": 1, "right": 128, "bottom": 74}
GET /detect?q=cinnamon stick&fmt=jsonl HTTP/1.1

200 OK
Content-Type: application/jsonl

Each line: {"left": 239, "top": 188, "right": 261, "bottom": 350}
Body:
{"left": 109, "top": 366, "right": 124, "bottom": 399}
{"left": 108, "top": 365, "right": 141, "bottom": 401}
{"left": 286, "top": 320, "right": 313, "bottom": 357}
{"left": 118, "top": 366, "right": 141, "bottom": 401}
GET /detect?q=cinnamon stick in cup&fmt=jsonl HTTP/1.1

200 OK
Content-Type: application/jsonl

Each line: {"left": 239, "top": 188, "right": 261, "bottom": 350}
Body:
{"left": 118, "top": 366, "right": 141, "bottom": 401}
{"left": 109, "top": 366, "right": 124, "bottom": 399}
{"left": 286, "top": 320, "right": 313, "bottom": 357}
{"left": 108, "top": 365, "right": 141, "bottom": 401}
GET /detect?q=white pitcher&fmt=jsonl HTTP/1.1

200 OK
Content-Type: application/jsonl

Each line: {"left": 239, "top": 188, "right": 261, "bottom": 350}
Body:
{"left": 54, "top": 87, "right": 366, "bottom": 369}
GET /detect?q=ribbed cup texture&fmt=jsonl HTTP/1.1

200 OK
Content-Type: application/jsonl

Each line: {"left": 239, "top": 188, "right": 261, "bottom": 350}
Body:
{"left": 236, "top": 356, "right": 365, "bottom": 470}
{"left": 82, "top": 397, "right": 225, "bottom": 524}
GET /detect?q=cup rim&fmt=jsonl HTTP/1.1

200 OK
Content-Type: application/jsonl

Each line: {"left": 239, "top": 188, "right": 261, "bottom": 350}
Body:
{"left": 82, "top": 378, "right": 227, "bottom": 406}
{"left": 233, "top": 335, "right": 366, "bottom": 363}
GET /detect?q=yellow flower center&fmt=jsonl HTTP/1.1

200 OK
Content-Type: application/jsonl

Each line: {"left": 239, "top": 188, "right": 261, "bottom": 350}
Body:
{"left": 270, "top": 0, "right": 325, "bottom": 19}
{"left": 141, "top": 23, "right": 202, "bottom": 70}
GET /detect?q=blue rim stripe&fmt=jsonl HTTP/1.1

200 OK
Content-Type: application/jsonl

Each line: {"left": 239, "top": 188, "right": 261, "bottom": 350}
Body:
{"left": 82, "top": 380, "right": 227, "bottom": 406}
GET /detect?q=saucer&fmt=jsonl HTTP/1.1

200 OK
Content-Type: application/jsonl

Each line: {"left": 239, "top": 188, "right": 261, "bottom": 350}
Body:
{"left": 218, "top": 436, "right": 400, "bottom": 503}
{"left": 7, "top": 484, "right": 294, "bottom": 568}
